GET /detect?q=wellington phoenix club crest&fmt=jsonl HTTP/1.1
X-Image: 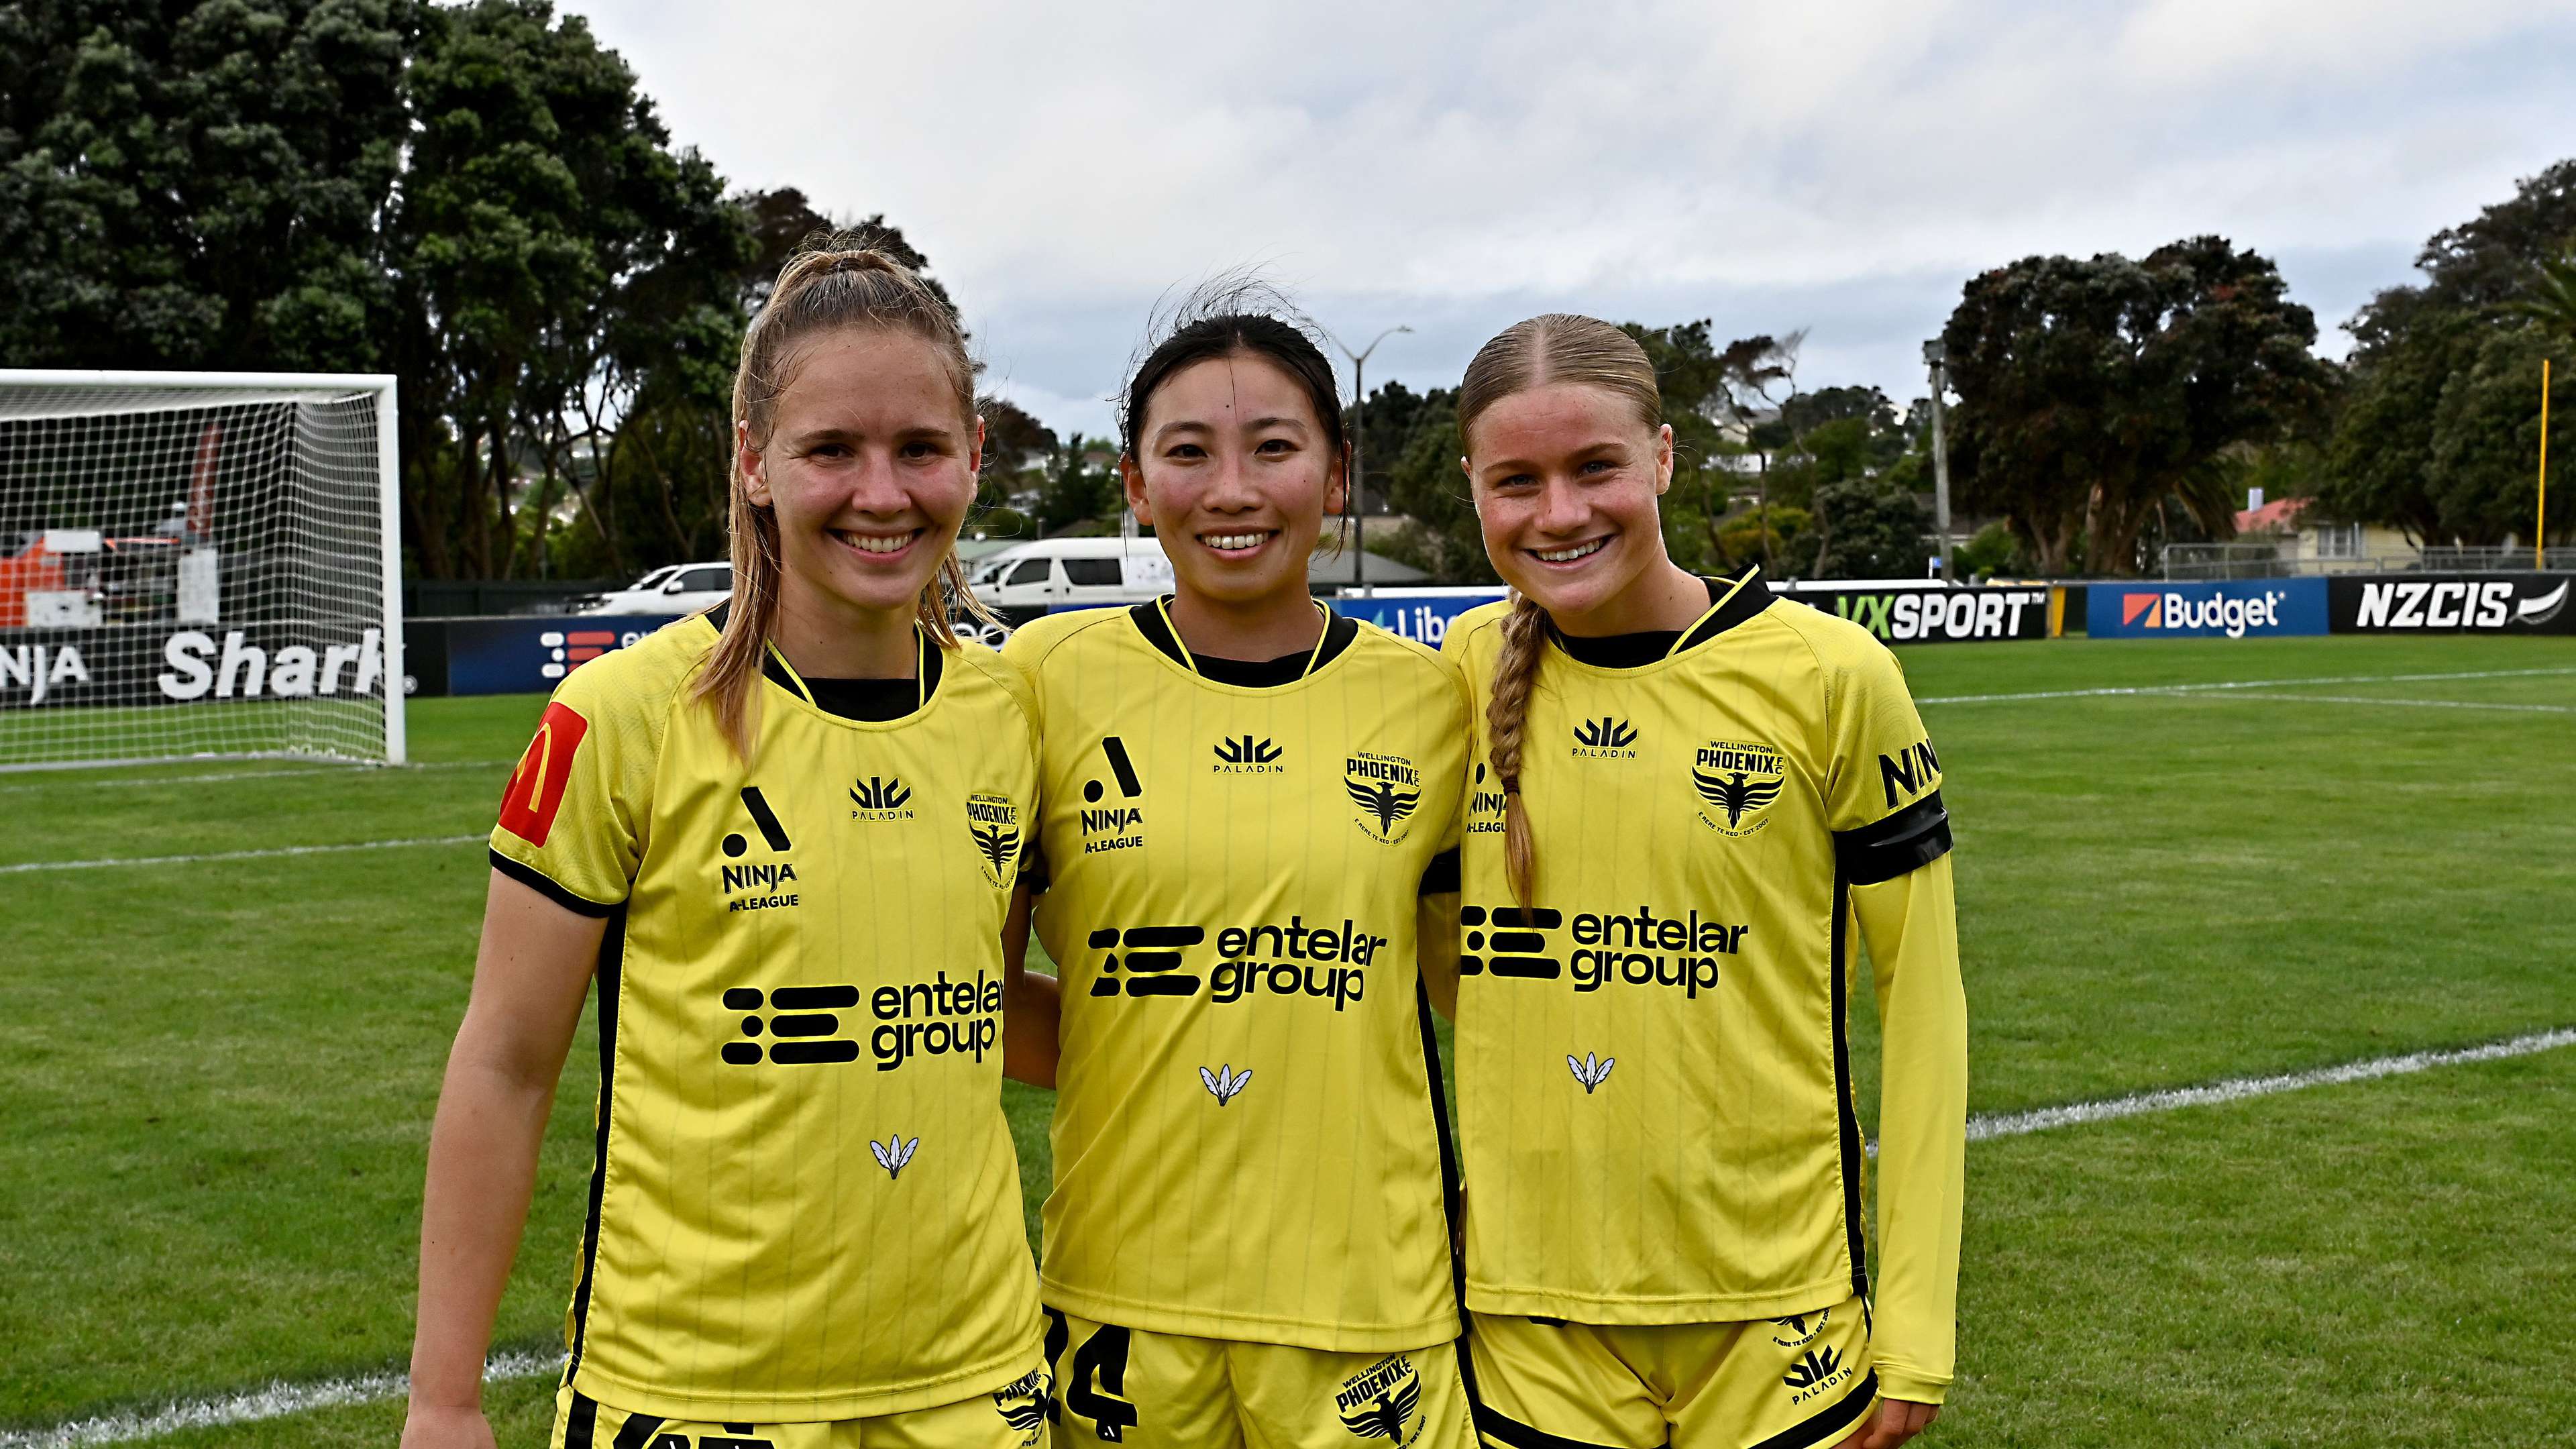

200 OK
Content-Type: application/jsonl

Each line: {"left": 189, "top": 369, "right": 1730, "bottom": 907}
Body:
{"left": 1345, "top": 751, "right": 1421, "bottom": 844}
{"left": 1693, "top": 739, "right": 1785, "bottom": 837}
{"left": 965, "top": 792, "right": 1021, "bottom": 888}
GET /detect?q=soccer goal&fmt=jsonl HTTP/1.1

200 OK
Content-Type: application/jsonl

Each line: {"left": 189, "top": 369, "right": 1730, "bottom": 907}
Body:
{"left": 0, "top": 371, "right": 405, "bottom": 768}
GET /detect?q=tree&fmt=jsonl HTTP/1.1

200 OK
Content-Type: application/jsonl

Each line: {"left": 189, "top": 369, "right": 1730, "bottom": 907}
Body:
{"left": 0, "top": 0, "right": 417, "bottom": 370}
{"left": 1034, "top": 433, "right": 1122, "bottom": 537}
{"left": 1808, "top": 476, "right": 1927, "bottom": 580}
{"left": 1941, "top": 237, "right": 2334, "bottom": 575}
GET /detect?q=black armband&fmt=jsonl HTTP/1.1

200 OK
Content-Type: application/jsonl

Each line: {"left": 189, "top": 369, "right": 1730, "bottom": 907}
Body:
{"left": 1831, "top": 791, "right": 1952, "bottom": 886}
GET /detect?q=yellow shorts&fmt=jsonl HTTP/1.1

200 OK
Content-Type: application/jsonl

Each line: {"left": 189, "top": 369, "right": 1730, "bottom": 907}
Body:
{"left": 549, "top": 1368, "right": 1054, "bottom": 1449}
{"left": 1464, "top": 1297, "right": 1877, "bottom": 1449}
{"left": 1044, "top": 1308, "right": 1474, "bottom": 1449}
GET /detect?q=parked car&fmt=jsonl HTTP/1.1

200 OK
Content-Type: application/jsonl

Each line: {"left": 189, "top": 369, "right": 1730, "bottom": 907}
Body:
{"left": 967, "top": 537, "right": 1176, "bottom": 617}
{"left": 576, "top": 561, "right": 734, "bottom": 616}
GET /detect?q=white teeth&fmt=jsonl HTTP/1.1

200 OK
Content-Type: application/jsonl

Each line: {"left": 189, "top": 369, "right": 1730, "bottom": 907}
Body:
{"left": 842, "top": 533, "right": 912, "bottom": 555}
{"left": 1535, "top": 539, "right": 1607, "bottom": 563}
{"left": 1203, "top": 533, "right": 1268, "bottom": 551}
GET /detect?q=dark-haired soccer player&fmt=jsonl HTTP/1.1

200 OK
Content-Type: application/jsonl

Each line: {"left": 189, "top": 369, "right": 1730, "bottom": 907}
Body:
{"left": 402, "top": 244, "right": 1050, "bottom": 1449}
{"left": 1442, "top": 314, "right": 1966, "bottom": 1449}
{"left": 1002, "top": 289, "right": 1473, "bottom": 1449}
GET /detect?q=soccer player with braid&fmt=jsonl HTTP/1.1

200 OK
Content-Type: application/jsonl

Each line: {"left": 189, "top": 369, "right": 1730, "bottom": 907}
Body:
{"left": 1440, "top": 315, "right": 1967, "bottom": 1449}
{"left": 402, "top": 244, "right": 1053, "bottom": 1449}
{"left": 1001, "top": 283, "right": 1474, "bottom": 1449}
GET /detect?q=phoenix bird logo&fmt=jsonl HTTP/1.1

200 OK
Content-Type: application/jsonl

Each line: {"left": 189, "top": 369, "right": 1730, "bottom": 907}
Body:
{"left": 1694, "top": 768, "right": 1782, "bottom": 828}
{"left": 1338, "top": 1375, "right": 1422, "bottom": 1442}
{"left": 1572, "top": 716, "right": 1638, "bottom": 749}
{"left": 869, "top": 1133, "right": 920, "bottom": 1181}
{"left": 849, "top": 774, "right": 912, "bottom": 811}
{"left": 1782, "top": 1345, "right": 1844, "bottom": 1389}
{"left": 991, "top": 1370, "right": 1051, "bottom": 1445}
{"left": 972, "top": 823, "right": 1020, "bottom": 875}
{"left": 1568, "top": 1052, "right": 1615, "bottom": 1093}
{"left": 1199, "top": 1063, "right": 1253, "bottom": 1106}
{"left": 1214, "top": 735, "right": 1283, "bottom": 765}
{"left": 1345, "top": 777, "right": 1420, "bottom": 838}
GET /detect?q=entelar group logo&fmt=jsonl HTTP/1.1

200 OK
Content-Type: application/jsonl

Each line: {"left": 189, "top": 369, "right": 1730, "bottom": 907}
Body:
{"left": 1345, "top": 751, "right": 1421, "bottom": 843}
{"left": 720, "top": 971, "right": 1004, "bottom": 1071}
{"left": 965, "top": 792, "right": 1021, "bottom": 888}
{"left": 1693, "top": 739, "right": 1785, "bottom": 837}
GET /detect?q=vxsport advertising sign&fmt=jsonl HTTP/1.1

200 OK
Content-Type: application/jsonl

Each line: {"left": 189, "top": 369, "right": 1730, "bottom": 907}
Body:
{"left": 2087, "top": 579, "right": 2328, "bottom": 639}
{"left": 1792, "top": 586, "right": 2054, "bottom": 644}
{"left": 2328, "top": 574, "right": 2573, "bottom": 634}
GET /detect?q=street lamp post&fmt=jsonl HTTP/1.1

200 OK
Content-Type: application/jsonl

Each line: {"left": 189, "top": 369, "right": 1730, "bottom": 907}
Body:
{"left": 1923, "top": 339, "right": 1955, "bottom": 582}
{"left": 1329, "top": 324, "right": 1412, "bottom": 590}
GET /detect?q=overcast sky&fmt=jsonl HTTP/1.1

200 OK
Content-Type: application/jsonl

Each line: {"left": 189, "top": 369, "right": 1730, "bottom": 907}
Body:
{"left": 581, "top": 0, "right": 2576, "bottom": 438}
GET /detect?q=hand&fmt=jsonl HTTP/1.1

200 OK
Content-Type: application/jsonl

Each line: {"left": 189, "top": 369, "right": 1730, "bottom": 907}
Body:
{"left": 398, "top": 1403, "right": 498, "bottom": 1449}
{"left": 1832, "top": 1398, "right": 1939, "bottom": 1449}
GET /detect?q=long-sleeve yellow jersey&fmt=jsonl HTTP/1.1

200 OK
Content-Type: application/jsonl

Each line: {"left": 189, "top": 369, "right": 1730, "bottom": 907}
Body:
{"left": 1004, "top": 603, "right": 1470, "bottom": 1352}
{"left": 1441, "top": 572, "right": 1967, "bottom": 1403}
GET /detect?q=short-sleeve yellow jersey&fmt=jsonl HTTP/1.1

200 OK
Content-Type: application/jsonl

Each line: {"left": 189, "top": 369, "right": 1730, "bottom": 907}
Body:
{"left": 1441, "top": 574, "right": 1955, "bottom": 1326}
{"left": 488, "top": 614, "right": 1044, "bottom": 1423}
{"left": 1004, "top": 604, "right": 1469, "bottom": 1352}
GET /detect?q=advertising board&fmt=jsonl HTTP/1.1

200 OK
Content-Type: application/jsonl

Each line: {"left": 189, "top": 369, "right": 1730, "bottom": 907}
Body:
{"left": 1788, "top": 585, "right": 2055, "bottom": 643}
{"left": 2086, "top": 579, "right": 2328, "bottom": 639}
{"left": 2327, "top": 574, "right": 2573, "bottom": 634}
{"left": 0, "top": 624, "right": 391, "bottom": 709}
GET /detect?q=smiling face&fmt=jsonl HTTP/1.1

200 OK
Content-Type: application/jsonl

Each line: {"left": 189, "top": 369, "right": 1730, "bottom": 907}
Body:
{"left": 1466, "top": 381, "right": 1677, "bottom": 633}
{"left": 1124, "top": 350, "right": 1345, "bottom": 612}
{"left": 739, "top": 327, "right": 981, "bottom": 627}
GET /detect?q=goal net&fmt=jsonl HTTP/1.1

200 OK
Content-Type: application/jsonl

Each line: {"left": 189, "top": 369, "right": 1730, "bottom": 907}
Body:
{"left": 0, "top": 372, "right": 404, "bottom": 768}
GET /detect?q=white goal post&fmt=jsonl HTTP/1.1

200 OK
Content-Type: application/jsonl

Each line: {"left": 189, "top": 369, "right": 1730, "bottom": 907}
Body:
{"left": 0, "top": 370, "right": 405, "bottom": 768}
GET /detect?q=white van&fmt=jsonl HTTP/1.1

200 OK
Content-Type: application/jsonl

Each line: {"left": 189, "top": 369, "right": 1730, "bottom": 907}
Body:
{"left": 967, "top": 537, "right": 1176, "bottom": 615}
{"left": 576, "top": 561, "right": 734, "bottom": 616}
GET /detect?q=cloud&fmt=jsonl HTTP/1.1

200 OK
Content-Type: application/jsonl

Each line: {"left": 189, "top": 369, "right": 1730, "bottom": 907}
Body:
{"left": 580, "top": 0, "right": 2576, "bottom": 433}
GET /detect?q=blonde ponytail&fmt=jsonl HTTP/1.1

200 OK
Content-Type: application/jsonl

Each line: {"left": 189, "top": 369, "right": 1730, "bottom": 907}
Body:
{"left": 1487, "top": 591, "right": 1547, "bottom": 905}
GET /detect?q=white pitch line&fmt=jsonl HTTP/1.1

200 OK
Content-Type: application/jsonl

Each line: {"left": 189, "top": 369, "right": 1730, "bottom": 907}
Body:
{"left": 2188, "top": 692, "right": 2576, "bottom": 714}
{"left": 0, "top": 759, "right": 515, "bottom": 795}
{"left": 1918, "top": 665, "right": 2576, "bottom": 706}
{"left": 0, "top": 835, "right": 483, "bottom": 874}
{"left": 1964, "top": 1028, "right": 2576, "bottom": 1142}
{"left": 0, "top": 1348, "right": 561, "bottom": 1449}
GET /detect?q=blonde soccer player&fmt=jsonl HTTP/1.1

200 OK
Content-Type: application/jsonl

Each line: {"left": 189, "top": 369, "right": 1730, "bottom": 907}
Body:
{"left": 401, "top": 246, "right": 1051, "bottom": 1449}
{"left": 1000, "top": 288, "right": 1473, "bottom": 1449}
{"left": 1440, "top": 315, "right": 1966, "bottom": 1449}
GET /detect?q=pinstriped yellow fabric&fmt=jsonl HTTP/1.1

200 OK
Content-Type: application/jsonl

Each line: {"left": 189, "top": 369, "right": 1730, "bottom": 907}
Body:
{"left": 1442, "top": 593, "right": 1959, "bottom": 1328}
{"left": 1005, "top": 608, "right": 1469, "bottom": 1351}
{"left": 488, "top": 616, "right": 1043, "bottom": 1423}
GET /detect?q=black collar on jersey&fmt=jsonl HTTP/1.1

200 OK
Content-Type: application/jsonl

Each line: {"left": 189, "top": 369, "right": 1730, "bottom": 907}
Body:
{"left": 1129, "top": 596, "right": 1359, "bottom": 687}
{"left": 707, "top": 600, "right": 944, "bottom": 722}
{"left": 1546, "top": 564, "right": 1772, "bottom": 668}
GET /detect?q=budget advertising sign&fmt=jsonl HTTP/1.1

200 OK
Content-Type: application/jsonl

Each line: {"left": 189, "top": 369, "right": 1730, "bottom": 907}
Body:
{"left": 2087, "top": 579, "right": 2328, "bottom": 639}
{"left": 2328, "top": 574, "right": 2574, "bottom": 635}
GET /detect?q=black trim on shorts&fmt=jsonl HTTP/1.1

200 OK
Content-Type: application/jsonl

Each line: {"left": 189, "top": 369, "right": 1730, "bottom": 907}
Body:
{"left": 1748, "top": 1369, "right": 1879, "bottom": 1449}
{"left": 1830, "top": 865, "right": 1870, "bottom": 1300}
{"left": 1472, "top": 1402, "right": 1627, "bottom": 1449}
{"left": 1831, "top": 792, "right": 1953, "bottom": 886}
{"left": 489, "top": 849, "right": 619, "bottom": 918}
{"left": 563, "top": 906, "right": 628, "bottom": 1383}
{"left": 561, "top": 1390, "right": 600, "bottom": 1448}
{"left": 1419, "top": 847, "right": 1461, "bottom": 897}
{"left": 610, "top": 1411, "right": 669, "bottom": 1448}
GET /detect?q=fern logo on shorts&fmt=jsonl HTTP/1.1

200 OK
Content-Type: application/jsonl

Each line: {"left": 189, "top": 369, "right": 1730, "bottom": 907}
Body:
{"left": 1335, "top": 1352, "right": 1423, "bottom": 1442}
{"left": 966, "top": 792, "right": 1021, "bottom": 888}
{"left": 868, "top": 1132, "right": 919, "bottom": 1181}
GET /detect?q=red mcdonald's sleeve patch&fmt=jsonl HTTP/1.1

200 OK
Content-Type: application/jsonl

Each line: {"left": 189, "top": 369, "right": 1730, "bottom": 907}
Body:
{"left": 497, "top": 701, "right": 590, "bottom": 846}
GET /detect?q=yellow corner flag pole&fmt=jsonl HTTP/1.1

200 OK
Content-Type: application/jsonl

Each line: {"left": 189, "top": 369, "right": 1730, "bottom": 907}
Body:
{"left": 2541, "top": 358, "right": 2552, "bottom": 570}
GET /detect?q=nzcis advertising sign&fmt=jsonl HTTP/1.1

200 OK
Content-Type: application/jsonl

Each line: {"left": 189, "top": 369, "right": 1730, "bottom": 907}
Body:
{"left": 2328, "top": 574, "right": 2573, "bottom": 634}
{"left": 0, "top": 625, "right": 391, "bottom": 709}
{"left": 2087, "top": 578, "right": 2329, "bottom": 639}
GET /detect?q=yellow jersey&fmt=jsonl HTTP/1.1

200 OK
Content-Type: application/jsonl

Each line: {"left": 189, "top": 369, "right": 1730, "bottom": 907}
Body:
{"left": 1441, "top": 570, "right": 1964, "bottom": 1395}
{"left": 1005, "top": 602, "right": 1469, "bottom": 1352}
{"left": 488, "top": 613, "right": 1044, "bottom": 1422}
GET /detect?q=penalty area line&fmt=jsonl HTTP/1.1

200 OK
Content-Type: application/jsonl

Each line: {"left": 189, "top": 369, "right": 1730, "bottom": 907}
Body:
{"left": 0, "top": 835, "right": 484, "bottom": 874}
{"left": 0, "top": 1348, "right": 561, "bottom": 1449}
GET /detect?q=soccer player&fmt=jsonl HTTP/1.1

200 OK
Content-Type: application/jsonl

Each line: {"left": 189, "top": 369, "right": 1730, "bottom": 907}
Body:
{"left": 400, "top": 246, "right": 1051, "bottom": 1449}
{"left": 1440, "top": 315, "right": 1967, "bottom": 1449}
{"left": 1000, "top": 288, "right": 1474, "bottom": 1449}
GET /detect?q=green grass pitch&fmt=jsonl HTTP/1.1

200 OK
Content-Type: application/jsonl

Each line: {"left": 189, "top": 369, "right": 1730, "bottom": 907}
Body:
{"left": 3, "top": 633, "right": 2571, "bottom": 1447}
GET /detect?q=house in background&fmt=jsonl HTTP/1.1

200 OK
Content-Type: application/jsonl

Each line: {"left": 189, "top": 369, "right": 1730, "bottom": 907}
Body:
{"left": 2233, "top": 496, "right": 2420, "bottom": 573}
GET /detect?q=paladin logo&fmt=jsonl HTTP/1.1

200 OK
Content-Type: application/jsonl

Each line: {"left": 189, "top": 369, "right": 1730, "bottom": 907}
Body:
{"left": 1568, "top": 1051, "right": 1615, "bottom": 1093}
{"left": 1080, "top": 735, "right": 1147, "bottom": 855}
{"left": 718, "top": 786, "right": 800, "bottom": 912}
{"left": 1335, "top": 1353, "right": 1422, "bottom": 1443}
{"left": 1198, "top": 1063, "right": 1252, "bottom": 1105}
{"left": 849, "top": 773, "right": 915, "bottom": 821}
{"left": 1782, "top": 1345, "right": 1854, "bottom": 1404}
{"left": 966, "top": 792, "right": 1021, "bottom": 888}
{"left": 991, "top": 1369, "right": 1051, "bottom": 1447}
{"left": 1571, "top": 716, "right": 1640, "bottom": 759}
{"left": 1693, "top": 741, "right": 1784, "bottom": 837}
{"left": 1214, "top": 735, "right": 1285, "bottom": 773}
{"left": 1345, "top": 751, "right": 1421, "bottom": 843}
{"left": 868, "top": 1132, "right": 920, "bottom": 1181}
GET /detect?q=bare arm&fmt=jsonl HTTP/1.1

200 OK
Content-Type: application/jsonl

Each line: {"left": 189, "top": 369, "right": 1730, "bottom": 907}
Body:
{"left": 400, "top": 871, "right": 604, "bottom": 1449}
{"left": 1002, "top": 878, "right": 1061, "bottom": 1089}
